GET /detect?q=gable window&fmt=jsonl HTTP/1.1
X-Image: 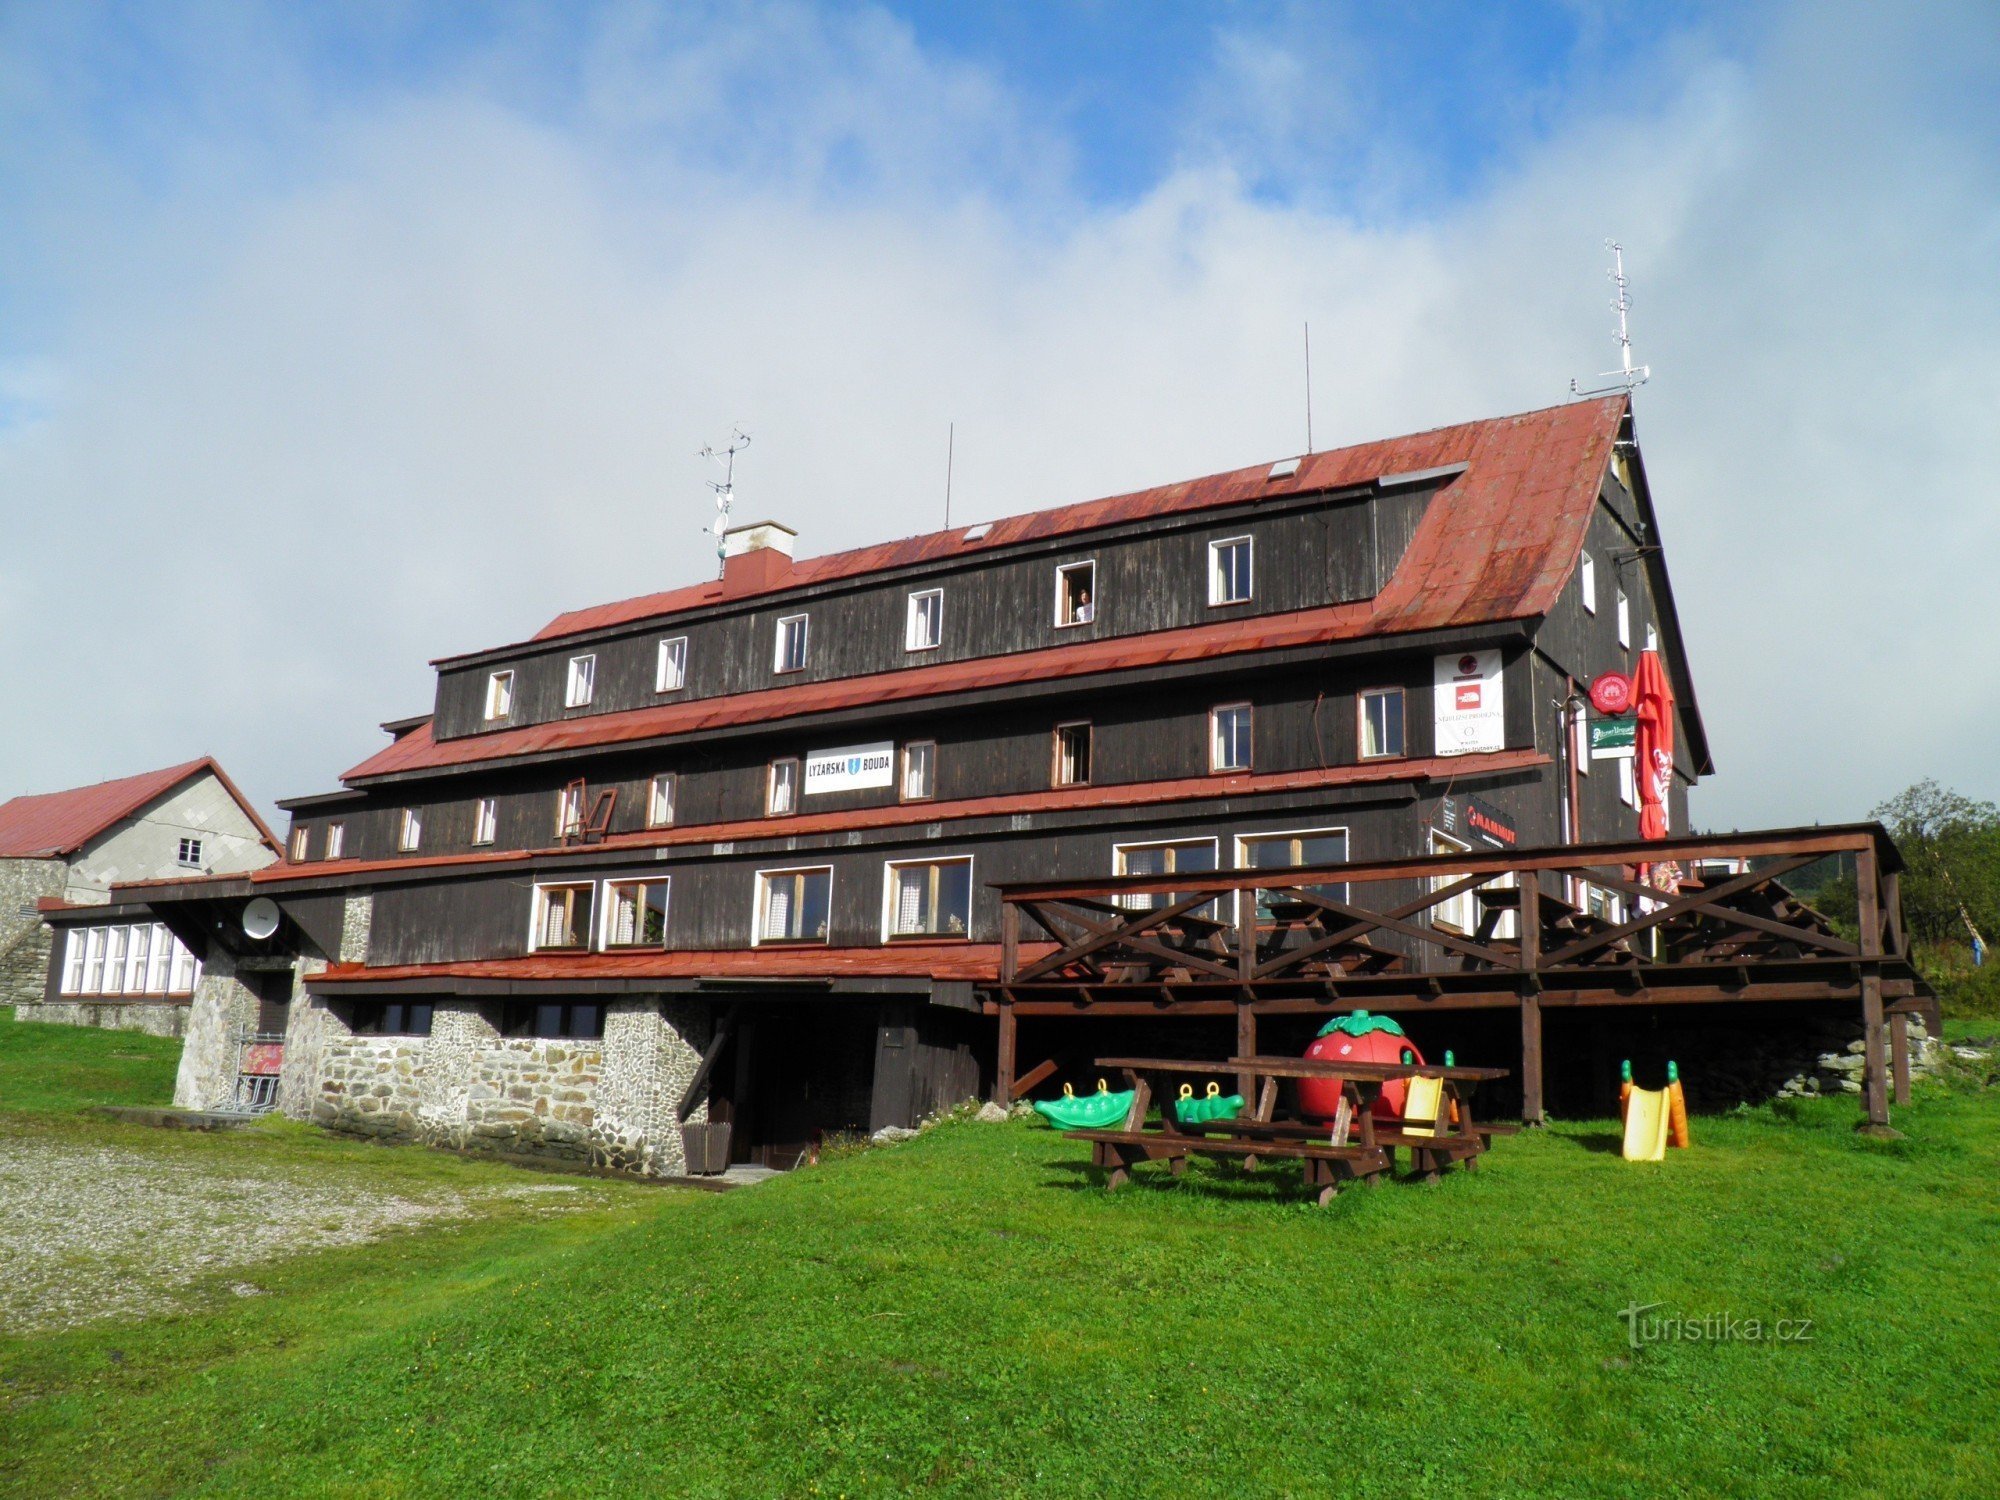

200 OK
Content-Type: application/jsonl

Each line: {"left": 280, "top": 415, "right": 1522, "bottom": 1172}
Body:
{"left": 1115, "top": 838, "right": 1219, "bottom": 916}
{"left": 774, "top": 614, "right": 809, "bottom": 674}
{"left": 901, "top": 742, "right": 935, "bottom": 802}
{"left": 565, "top": 654, "right": 596, "bottom": 708}
{"left": 656, "top": 637, "right": 688, "bottom": 693}
{"left": 604, "top": 878, "right": 670, "bottom": 948}
{"left": 176, "top": 837, "right": 203, "bottom": 867}
{"left": 1616, "top": 589, "right": 1631, "bottom": 649}
{"left": 472, "top": 798, "right": 497, "bottom": 845}
{"left": 755, "top": 866, "right": 832, "bottom": 945}
{"left": 289, "top": 825, "right": 310, "bottom": 862}
{"left": 325, "top": 822, "right": 345, "bottom": 859}
{"left": 1054, "top": 722, "right": 1092, "bottom": 786}
{"left": 647, "top": 773, "right": 677, "bottom": 828}
{"left": 556, "top": 782, "right": 585, "bottom": 839}
{"left": 530, "top": 882, "right": 595, "bottom": 951}
{"left": 1239, "top": 827, "right": 1350, "bottom": 920}
{"left": 1210, "top": 703, "right": 1253, "bottom": 773}
{"left": 1209, "top": 536, "right": 1253, "bottom": 605}
{"left": 1359, "top": 687, "right": 1406, "bottom": 760}
{"left": 1580, "top": 552, "right": 1597, "bottom": 614}
{"left": 767, "top": 758, "right": 800, "bottom": 816}
{"left": 1055, "top": 561, "right": 1096, "bottom": 627}
{"left": 884, "top": 857, "right": 973, "bottom": 940}
{"left": 484, "top": 670, "right": 515, "bottom": 721}
{"left": 398, "top": 809, "right": 421, "bottom": 852}
{"left": 906, "top": 589, "right": 943, "bottom": 652}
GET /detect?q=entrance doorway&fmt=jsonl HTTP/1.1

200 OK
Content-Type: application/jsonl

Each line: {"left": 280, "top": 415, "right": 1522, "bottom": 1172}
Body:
{"left": 712, "top": 1003, "right": 879, "bottom": 1169}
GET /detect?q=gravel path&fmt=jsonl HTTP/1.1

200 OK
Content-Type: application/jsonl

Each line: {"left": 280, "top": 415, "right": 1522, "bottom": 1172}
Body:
{"left": 0, "top": 1133, "right": 598, "bottom": 1334}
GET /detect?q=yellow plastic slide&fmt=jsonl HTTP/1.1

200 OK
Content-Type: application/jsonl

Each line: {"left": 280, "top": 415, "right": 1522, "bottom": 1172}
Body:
{"left": 1622, "top": 1085, "right": 1670, "bottom": 1162}
{"left": 1403, "top": 1074, "right": 1444, "bottom": 1139}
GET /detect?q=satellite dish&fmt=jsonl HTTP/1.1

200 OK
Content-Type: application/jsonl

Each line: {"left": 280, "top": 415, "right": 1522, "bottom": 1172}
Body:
{"left": 242, "top": 897, "right": 281, "bottom": 942}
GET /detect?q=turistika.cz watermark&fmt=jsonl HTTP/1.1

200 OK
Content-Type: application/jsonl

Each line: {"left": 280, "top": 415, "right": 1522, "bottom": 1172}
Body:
{"left": 1617, "top": 1301, "right": 1814, "bottom": 1350}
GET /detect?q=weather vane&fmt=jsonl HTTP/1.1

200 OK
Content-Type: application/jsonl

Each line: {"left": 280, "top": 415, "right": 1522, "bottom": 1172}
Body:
{"left": 1570, "top": 240, "right": 1652, "bottom": 398}
{"left": 698, "top": 427, "right": 751, "bottom": 579}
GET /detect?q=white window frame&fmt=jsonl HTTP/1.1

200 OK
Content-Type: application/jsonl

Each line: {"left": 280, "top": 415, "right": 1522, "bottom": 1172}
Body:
{"left": 169, "top": 935, "right": 198, "bottom": 993}
{"left": 767, "top": 758, "right": 800, "bottom": 817}
{"left": 1208, "top": 536, "right": 1253, "bottom": 606}
{"left": 484, "top": 670, "right": 515, "bottom": 721}
{"left": 325, "top": 821, "right": 346, "bottom": 859}
{"left": 1234, "top": 826, "right": 1351, "bottom": 927}
{"left": 1425, "top": 830, "right": 1520, "bottom": 941}
{"left": 1113, "top": 837, "right": 1220, "bottom": 915}
{"left": 471, "top": 798, "right": 497, "bottom": 846}
{"left": 556, "top": 783, "right": 585, "bottom": 839}
{"left": 1580, "top": 552, "right": 1597, "bottom": 614}
{"left": 398, "top": 809, "right": 422, "bottom": 852}
{"left": 176, "top": 837, "right": 203, "bottom": 868}
{"left": 83, "top": 927, "right": 106, "bottom": 992}
{"left": 1209, "top": 703, "right": 1253, "bottom": 773}
{"left": 101, "top": 925, "right": 125, "bottom": 994}
{"left": 61, "top": 931, "right": 85, "bottom": 994}
{"left": 289, "top": 826, "right": 310, "bottom": 861}
{"left": 647, "top": 773, "right": 677, "bottom": 828}
{"left": 601, "top": 876, "right": 671, "bottom": 949}
{"left": 900, "top": 741, "right": 936, "bottom": 802}
{"left": 655, "top": 637, "right": 688, "bottom": 693}
{"left": 528, "top": 880, "right": 598, "bottom": 953}
{"left": 124, "top": 922, "right": 151, "bottom": 993}
{"left": 1054, "top": 560, "right": 1097, "bottom": 628}
{"left": 1053, "top": 721, "right": 1092, "bottom": 787}
{"left": 1616, "top": 589, "right": 1630, "bottom": 649}
{"left": 565, "top": 654, "right": 597, "bottom": 708}
{"left": 752, "top": 865, "right": 834, "bottom": 946}
{"left": 774, "top": 614, "right": 809, "bottom": 674}
{"left": 906, "top": 589, "right": 944, "bottom": 652}
{"left": 880, "top": 855, "right": 975, "bottom": 942}
{"left": 1357, "top": 686, "right": 1406, "bottom": 760}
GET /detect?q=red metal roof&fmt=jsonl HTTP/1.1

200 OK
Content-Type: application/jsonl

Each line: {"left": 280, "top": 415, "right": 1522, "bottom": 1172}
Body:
{"left": 307, "top": 943, "right": 1040, "bottom": 987}
{"left": 360, "top": 398, "right": 1623, "bottom": 783}
{"left": 0, "top": 758, "right": 280, "bottom": 859}
{"left": 519, "top": 396, "right": 1626, "bottom": 649}
{"left": 202, "top": 748, "right": 1545, "bottom": 888}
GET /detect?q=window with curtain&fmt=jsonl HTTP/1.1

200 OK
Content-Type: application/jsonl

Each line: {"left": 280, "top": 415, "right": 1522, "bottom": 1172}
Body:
{"left": 886, "top": 858, "right": 972, "bottom": 939}
{"left": 758, "top": 868, "right": 831, "bottom": 943}
{"left": 604, "top": 880, "right": 669, "bottom": 947}
{"left": 532, "top": 883, "right": 595, "bottom": 951}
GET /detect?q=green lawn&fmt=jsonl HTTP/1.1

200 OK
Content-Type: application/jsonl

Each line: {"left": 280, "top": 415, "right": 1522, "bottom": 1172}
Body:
{"left": 2, "top": 1019, "right": 1997, "bottom": 1498}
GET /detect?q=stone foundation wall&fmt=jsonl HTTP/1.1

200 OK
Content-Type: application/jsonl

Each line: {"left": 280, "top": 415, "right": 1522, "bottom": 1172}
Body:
{"left": 171, "top": 951, "right": 264, "bottom": 1111}
{"left": 3, "top": 858, "right": 65, "bottom": 1018}
{"left": 14, "top": 1000, "right": 191, "bottom": 1037}
{"left": 299, "top": 991, "right": 712, "bottom": 1177}
{"left": 277, "top": 894, "right": 372, "bottom": 1119}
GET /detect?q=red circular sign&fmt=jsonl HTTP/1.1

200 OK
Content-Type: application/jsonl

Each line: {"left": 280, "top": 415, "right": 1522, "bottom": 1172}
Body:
{"left": 1589, "top": 672, "right": 1633, "bottom": 716}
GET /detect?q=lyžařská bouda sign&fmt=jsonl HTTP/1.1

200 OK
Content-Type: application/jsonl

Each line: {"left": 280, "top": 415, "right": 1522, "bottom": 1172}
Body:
{"left": 803, "top": 742, "right": 896, "bottom": 795}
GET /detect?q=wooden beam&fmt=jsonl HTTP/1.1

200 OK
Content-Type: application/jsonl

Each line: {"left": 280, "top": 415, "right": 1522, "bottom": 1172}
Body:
{"left": 1521, "top": 995, "right": 1545, "bottom": 1127}
{"left": 1009, "top": 1056, "right": 1058, "bottom": 1100}
{"left": 1858, "top": 971, "right": 1895, "bottom": 1135}
{"left": 995, "top": 1002, "right": 1017, "bottom": 1103}
{"left": 1890, "top": 1010, "right": 1911, "bottom": 1107}
{"left": 676, "top": 1006, "right": 736, "bottom": 1123}
{"left": 1236, "top": 1002, "right": 1256, "bottom": 1103}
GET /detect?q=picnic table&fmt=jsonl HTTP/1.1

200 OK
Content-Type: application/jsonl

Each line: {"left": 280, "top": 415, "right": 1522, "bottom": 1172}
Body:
{"left": 1064, "top": 1054, "right": 1511, "bottom": 1204}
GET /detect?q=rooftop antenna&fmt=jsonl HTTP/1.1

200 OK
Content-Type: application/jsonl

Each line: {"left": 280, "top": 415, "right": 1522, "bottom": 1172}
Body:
{"left": 1570, "top": 240, "right": 1652, "bottom": 398}
{"left": 1303, "top": 321, "right": 1314, "bottom": 452}
{"left": 699, "top": 426, "right": 751, "bottom": 580}
{"left": 945, "top": 422, "right": 954, "bottom": 529}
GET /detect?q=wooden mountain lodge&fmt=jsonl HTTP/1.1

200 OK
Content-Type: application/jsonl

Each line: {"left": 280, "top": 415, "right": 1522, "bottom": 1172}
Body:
{"left": 44, "top": 395, "right": 1933, "bottom": 1173}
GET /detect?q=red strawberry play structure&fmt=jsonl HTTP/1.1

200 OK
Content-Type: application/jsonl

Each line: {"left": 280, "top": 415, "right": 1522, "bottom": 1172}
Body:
{"left": 1299, "top": 1010, "right": 1424, "bottom": 1122}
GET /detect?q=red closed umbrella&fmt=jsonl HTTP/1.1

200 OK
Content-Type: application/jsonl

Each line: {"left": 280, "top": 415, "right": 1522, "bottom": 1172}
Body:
{"left": 1633, "top": 648, "right": 1675, "bottom": 843}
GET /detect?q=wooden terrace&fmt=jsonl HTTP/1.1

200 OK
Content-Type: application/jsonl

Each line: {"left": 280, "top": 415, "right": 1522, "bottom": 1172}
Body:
{"left": 988, "top": 824, "right": 1932, "bottom": 1134}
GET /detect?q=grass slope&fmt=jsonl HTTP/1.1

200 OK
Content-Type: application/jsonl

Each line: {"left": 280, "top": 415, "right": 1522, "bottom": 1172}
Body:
{"left": 2, "top": 1015, "right": 1996, "bottom": 1500}
{"left": 0, "top": 1015, "right": 181, "bottom": 1113}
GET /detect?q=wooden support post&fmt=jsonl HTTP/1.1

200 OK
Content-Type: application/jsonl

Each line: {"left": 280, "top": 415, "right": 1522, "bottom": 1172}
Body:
{"left": 1520, "top": 995, "right": 1545, "bottom": 1127}
{"left": 1857, "top": 972, "right": 1897, "bottom": 1136}
{"left": 1235, "top": 1002, "right": 1256, "bottom": 1104}
{"left": 995, "top": 1002, "right": 1017, "bottom": 1105}
{"left": 1000, "top": 900, "right": 1019, "bottom": 983}
{"left": 1890, "top": 1010, "right": 1912, "bottom": 1107}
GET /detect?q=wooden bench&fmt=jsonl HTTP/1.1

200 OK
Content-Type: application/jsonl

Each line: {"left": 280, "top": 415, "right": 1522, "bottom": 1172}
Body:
{"left": 1063, "top": 1128, "right": 1390, "bottom": 1205}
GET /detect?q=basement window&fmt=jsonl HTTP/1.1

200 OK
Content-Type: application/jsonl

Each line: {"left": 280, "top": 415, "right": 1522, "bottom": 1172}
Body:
{"left": 656, "top": 637, "right": 688, "bottom": 693}
{"left": 1054, "top": 561, "right": 1096, "bottom": 627}
{"left": 774, "top": 614, "right": 809, "bottom": 674}
{"left": 1359, "top": 687, "right": 1406, "bottom": 759}
{"left": 1208, "top": 536, "right": 1252, "bottom": 606}
{"left": 1053, "top": 722, "right": 1092, "bottom": 787}
{"left": 566, "top": 654, "right": 596, "bottom": 708}
{"left": 484, "top": 670, "right": 514, "bottom": 721}
{"left": 499, "top": 1002, "right": 605, "bottom": 1040}
{"left": 884, "top": 857, "right": 973, "bottom": 940}
{"left": 755, "top": 866, "right": 832, "bottom": 945}
{"left": 906, "top": 589, "right": 943, "bottom": 652}
{"left": 604, "top": 878, "right": 670, "bottom": 948}
{"left": 530, "top": 882, "right": 595, "bottom": 951}
{"left": 348, "top": 1002, "right": 434, "bottom": 1037}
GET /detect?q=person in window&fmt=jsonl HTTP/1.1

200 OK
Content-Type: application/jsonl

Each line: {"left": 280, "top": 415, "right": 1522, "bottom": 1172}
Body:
{"left": 1074, "top": 583, "right": 1093, "bottom": 623}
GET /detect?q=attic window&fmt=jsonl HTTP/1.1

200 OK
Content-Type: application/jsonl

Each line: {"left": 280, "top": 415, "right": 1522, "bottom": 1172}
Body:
{"left": 1267, "top": 457, "right": 1302, "bottom": 480}
{"left": 176, "top": 837, "right": 203, "bottom": 868}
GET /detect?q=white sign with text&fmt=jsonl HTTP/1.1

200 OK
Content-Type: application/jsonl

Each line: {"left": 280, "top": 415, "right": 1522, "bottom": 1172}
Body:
{"left": 1433, "top": 650, "right": 1505, "bottom": 756}
{"left": 804, "top": 741, "right": 896, "bottom": 795}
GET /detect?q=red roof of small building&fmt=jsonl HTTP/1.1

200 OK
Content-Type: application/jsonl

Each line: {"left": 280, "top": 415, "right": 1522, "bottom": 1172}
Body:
{"left": 0, "top": 758, "right": 280, "bottom": 859}
{"left": 350, "top": 398, "right": 1626, "bottom": 784}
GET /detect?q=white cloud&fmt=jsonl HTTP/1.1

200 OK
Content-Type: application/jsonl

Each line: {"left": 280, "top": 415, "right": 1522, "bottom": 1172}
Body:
{"left": 0, "top": 0, "right": 1995, "bottom": 832}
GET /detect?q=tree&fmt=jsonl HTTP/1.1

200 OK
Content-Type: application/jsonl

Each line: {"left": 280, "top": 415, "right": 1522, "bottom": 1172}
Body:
{"left": 1870, "top": 780, "right": 2000, "bottom": 952}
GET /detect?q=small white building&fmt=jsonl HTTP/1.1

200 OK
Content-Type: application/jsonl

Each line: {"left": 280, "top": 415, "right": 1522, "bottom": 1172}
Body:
{"left": 0, "top": 758, "right": 279, "bottom": 1035}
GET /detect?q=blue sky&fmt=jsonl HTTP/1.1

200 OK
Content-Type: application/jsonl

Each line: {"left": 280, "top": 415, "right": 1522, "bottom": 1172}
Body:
{"left": 1, "top": 1, "right": 1997, "bottom": 829}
